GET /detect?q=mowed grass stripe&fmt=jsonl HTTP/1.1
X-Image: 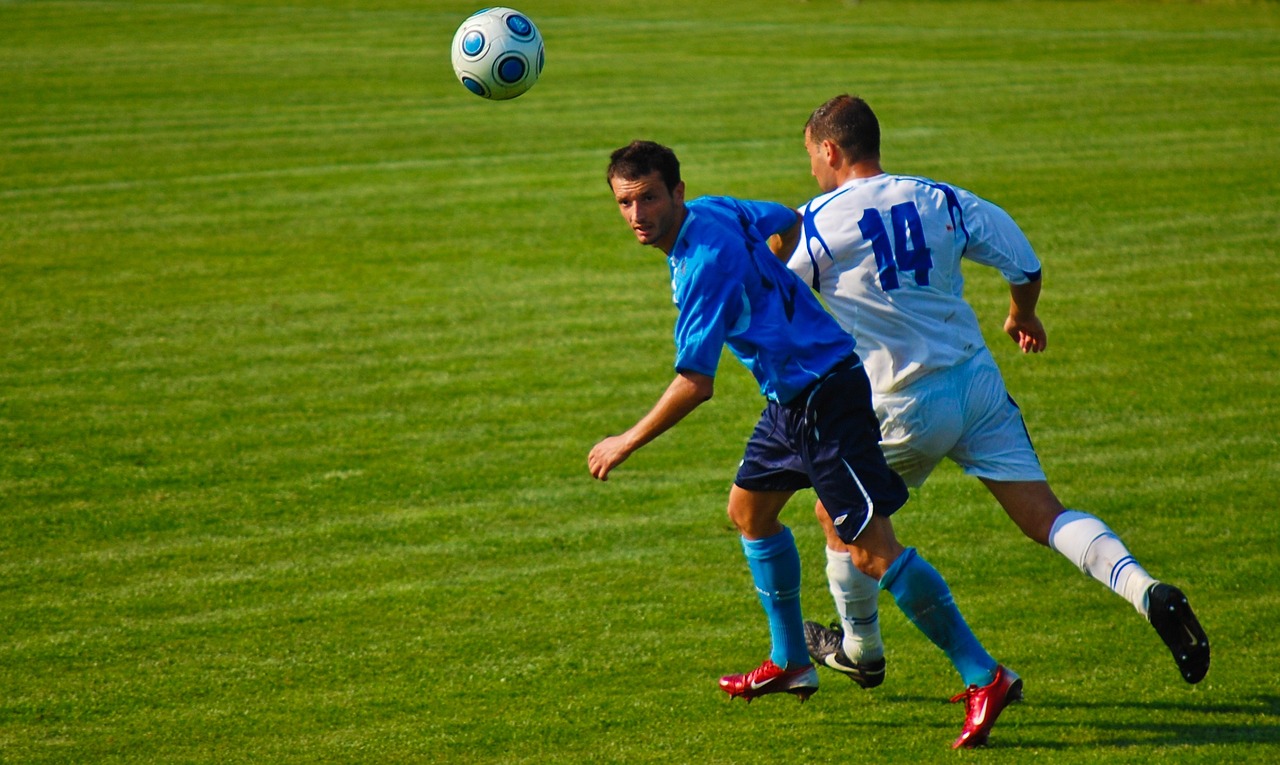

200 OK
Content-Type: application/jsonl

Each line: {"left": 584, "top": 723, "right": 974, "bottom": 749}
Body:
{"left": 2, "top": 1, "right": 1278, "bottom": 762}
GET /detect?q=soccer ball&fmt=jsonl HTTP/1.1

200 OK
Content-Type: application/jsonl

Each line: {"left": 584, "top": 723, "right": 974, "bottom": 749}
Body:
{"left": 450, "top": 7, "right": 544, "bottom": 101}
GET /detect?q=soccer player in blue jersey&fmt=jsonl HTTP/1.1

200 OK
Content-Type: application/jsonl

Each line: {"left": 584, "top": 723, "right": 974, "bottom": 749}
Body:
{"left": 781, "top": 95, "right": 1209, "bottom": 742}
{"left": 589, "top": 141, "right": 1019, "bottom": 745}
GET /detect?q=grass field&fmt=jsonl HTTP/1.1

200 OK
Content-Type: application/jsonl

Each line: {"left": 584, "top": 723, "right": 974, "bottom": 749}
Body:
{"left": 3, "top": 0, "right": 1279, "bottom": 762}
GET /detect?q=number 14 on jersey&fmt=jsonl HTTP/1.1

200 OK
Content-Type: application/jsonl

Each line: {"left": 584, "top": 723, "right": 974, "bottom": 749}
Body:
{"left": 858, "top": 202, "right": 933, "bottom": 291}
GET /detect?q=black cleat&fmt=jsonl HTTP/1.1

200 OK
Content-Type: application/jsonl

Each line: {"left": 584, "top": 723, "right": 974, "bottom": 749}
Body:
{"left": 803, "top": 621, "right": 886, "bottom": 689}
{"left": 1147, "top": 583, "right": 1210, "bottom": 684}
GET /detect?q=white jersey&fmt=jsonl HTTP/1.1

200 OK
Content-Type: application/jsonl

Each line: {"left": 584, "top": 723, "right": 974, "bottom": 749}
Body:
{"left": 788, "top": 173, "right": 1042, "bottom": 393}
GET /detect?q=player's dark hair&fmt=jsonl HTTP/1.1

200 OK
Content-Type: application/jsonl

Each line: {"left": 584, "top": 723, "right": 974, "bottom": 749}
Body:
{"left": 607, "top": 140, "right": 681, "bottom": 192}
{"left": 806, "top": 95, "right": 881, "bottom": 163}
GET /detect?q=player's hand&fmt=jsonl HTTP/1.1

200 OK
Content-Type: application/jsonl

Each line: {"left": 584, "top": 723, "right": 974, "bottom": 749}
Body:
{"left": 1004, "top": 313, "right": 1047, "bottom": 353}
{"left": 588, "top": 435, "right": 632, "bottom": 481}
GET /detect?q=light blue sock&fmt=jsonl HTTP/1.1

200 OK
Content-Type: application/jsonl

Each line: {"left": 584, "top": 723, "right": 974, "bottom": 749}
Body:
{"left": 881, "top": 547, "right": 997, "bottom": 687}
{"left": 741, "top": 527, "right": 809, "bottom": 669}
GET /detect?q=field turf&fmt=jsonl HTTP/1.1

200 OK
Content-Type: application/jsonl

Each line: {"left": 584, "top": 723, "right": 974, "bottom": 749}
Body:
{"left": 2, "top": 1, "right": 1279, "bottom": 762}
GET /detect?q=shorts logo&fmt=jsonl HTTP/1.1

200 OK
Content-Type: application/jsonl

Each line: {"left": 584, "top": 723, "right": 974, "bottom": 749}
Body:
{"left": 833, "top": 513, "right": 848, "bottom": 526}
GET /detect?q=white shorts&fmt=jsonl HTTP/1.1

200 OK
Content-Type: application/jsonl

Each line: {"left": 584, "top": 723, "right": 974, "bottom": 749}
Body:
{"left": 873, "top": 348, "right": 1046, "bottom": 488}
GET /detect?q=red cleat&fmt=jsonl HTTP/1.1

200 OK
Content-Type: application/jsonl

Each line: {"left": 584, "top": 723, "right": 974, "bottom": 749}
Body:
{"left": 719, "top": 659, "right": 819, "bottom": 703}
{"left": 950, "top": 665, "right": 1023, "bottom": 749}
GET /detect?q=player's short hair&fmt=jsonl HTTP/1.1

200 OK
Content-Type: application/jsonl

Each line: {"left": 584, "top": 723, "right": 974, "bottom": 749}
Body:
{"left": 607, "top": 140, "right": 681, "bottom": 192}
{"left": 806, "top": 95, "right": 881, "bottom": 164}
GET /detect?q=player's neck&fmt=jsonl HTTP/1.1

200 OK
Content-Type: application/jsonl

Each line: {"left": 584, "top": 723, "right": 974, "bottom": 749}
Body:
{"left": 842, "top": 158, "right": 884, "bottom": 183}
{"left": 654, "top": 204, "right": 687, "bottom": 255}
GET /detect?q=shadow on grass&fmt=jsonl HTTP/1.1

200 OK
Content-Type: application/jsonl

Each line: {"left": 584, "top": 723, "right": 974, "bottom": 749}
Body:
{"left": 867, "top": 693, "right": 1280, "bottom": 750}
{"left": 1012, "top": 693, "right": 1280, "bottom": 749}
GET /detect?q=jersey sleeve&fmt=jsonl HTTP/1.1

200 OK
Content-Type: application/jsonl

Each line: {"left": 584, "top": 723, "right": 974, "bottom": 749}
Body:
{"left": 957, "top": 189, "right": 1043, "bottom": 284}
{"left": 785, "top": 242, "right": 817, "bottom": 287}
{"left": 723, "top": 197, "right": 801, "bottom": 240}
{"left": 671, "top": 247, "right": 745, "bottom": 378}
{"left": 785, "top": 200, "right": 823, "bottom": 290}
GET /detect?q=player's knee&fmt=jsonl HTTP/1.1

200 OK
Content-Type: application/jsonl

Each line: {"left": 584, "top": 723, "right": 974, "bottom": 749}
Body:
{"left": 847, "top": 545, "right": 889, "bottom": 579}
{"left": 1020, "top": 514, "right": 1055, "bottom": 546}
{"left": 727, "top": 503, "right": 768, "bottom": 537}
{"left": 1011, "top": 503, "right": 1061, "bottom": 545}
{"left": 987, "top": 480, "right": 1063, "bottom": 546}
{"left": 843, "top": 516, "right": 904, "bottom": 579}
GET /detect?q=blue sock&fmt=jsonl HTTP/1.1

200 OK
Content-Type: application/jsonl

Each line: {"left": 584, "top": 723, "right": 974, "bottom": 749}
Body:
{"left": 741, "top": 528, "right": 809, "bottom": 669}
{"left": 881, "top": 548, "right": 997, "bottom": 687}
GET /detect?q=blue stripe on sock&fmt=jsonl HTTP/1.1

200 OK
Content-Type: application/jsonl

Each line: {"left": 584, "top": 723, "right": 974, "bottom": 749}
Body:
{"left": 1110, "top": 556, "right": 1136, "bottom": 591}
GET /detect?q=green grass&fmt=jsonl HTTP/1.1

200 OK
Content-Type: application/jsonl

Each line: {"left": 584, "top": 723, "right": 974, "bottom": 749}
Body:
{"left": 2, "top": 0, "right": 1279, "bottom": 762}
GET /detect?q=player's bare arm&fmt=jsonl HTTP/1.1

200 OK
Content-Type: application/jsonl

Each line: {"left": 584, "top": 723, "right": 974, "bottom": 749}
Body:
{"left": 588, "top": 370, "right": 714, "bottom": 481}
{"left": 1004, "top": 279, "right": 1047, "bottom": 353}
{"left": 767, "top": 216, "right": 803, "bottom": 263}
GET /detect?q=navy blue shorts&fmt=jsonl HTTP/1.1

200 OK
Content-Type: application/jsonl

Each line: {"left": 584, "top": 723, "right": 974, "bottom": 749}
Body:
{"left": 735, "top": 356, "right": 909, "bottom": 543}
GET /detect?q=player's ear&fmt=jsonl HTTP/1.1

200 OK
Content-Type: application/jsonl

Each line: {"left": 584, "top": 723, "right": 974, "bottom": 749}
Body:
{"left": 822, "top": 140, "right": 841, "bottom": 168}
{"left": 672, "top": 180, "right": 685, "bottom": 205}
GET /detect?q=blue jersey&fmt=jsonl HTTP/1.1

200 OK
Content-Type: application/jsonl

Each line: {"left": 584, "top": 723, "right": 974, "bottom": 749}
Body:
{"left": 668, "top": 196, "right": 856, "bottom": 404}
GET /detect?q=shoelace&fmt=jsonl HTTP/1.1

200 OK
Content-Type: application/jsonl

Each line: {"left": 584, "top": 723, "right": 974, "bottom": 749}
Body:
{"left": 748, "top": 660, "right": 782, "bottom": 681}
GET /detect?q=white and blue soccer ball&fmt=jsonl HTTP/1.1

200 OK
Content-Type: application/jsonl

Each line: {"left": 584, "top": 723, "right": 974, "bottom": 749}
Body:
{"left": 450, "top": 7, "right": 544, "bottom": 101}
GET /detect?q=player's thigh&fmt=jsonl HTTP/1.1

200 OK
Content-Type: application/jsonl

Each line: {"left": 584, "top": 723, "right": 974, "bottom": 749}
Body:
{"left": 814, "top": 501, "right": 846, "bottom": 549}
{"left": 948, "top": 351, "right": 1046, "bottom": 482}
{"left": 806, "top": 365, "right": 909, "bottom": 543}
{"left": 874, "top": 376, "right": 965, "bottom": 488}
{"left": 727, "top": 484, "right": 795, "bottom": 540}
{"left": 735, "top": 402, "right": 812, "bottom": 493}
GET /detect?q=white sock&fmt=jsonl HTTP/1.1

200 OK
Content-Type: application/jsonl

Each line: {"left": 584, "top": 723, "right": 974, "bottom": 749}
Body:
{"left": 1049, "top": 510, "right": 1157, "bottom": 616}
{"left": 825, "top": 546, "right": 884, "bottom": 662}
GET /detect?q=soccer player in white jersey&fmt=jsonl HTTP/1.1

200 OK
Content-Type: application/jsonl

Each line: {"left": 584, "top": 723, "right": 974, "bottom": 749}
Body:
{"left": 592, "top": 141, "right": 1023, "bottom": 748}
{"left": 781, "top": 96, "right": 1210, "bottom": 729}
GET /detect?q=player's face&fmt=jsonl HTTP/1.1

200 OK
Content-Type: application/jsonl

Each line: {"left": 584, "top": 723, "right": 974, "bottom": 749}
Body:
{"left": 611, "top": 171, "right": 685, "bottom": 253}
{"left": 805, "top": 130, "right": 838, "bottom": 193}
